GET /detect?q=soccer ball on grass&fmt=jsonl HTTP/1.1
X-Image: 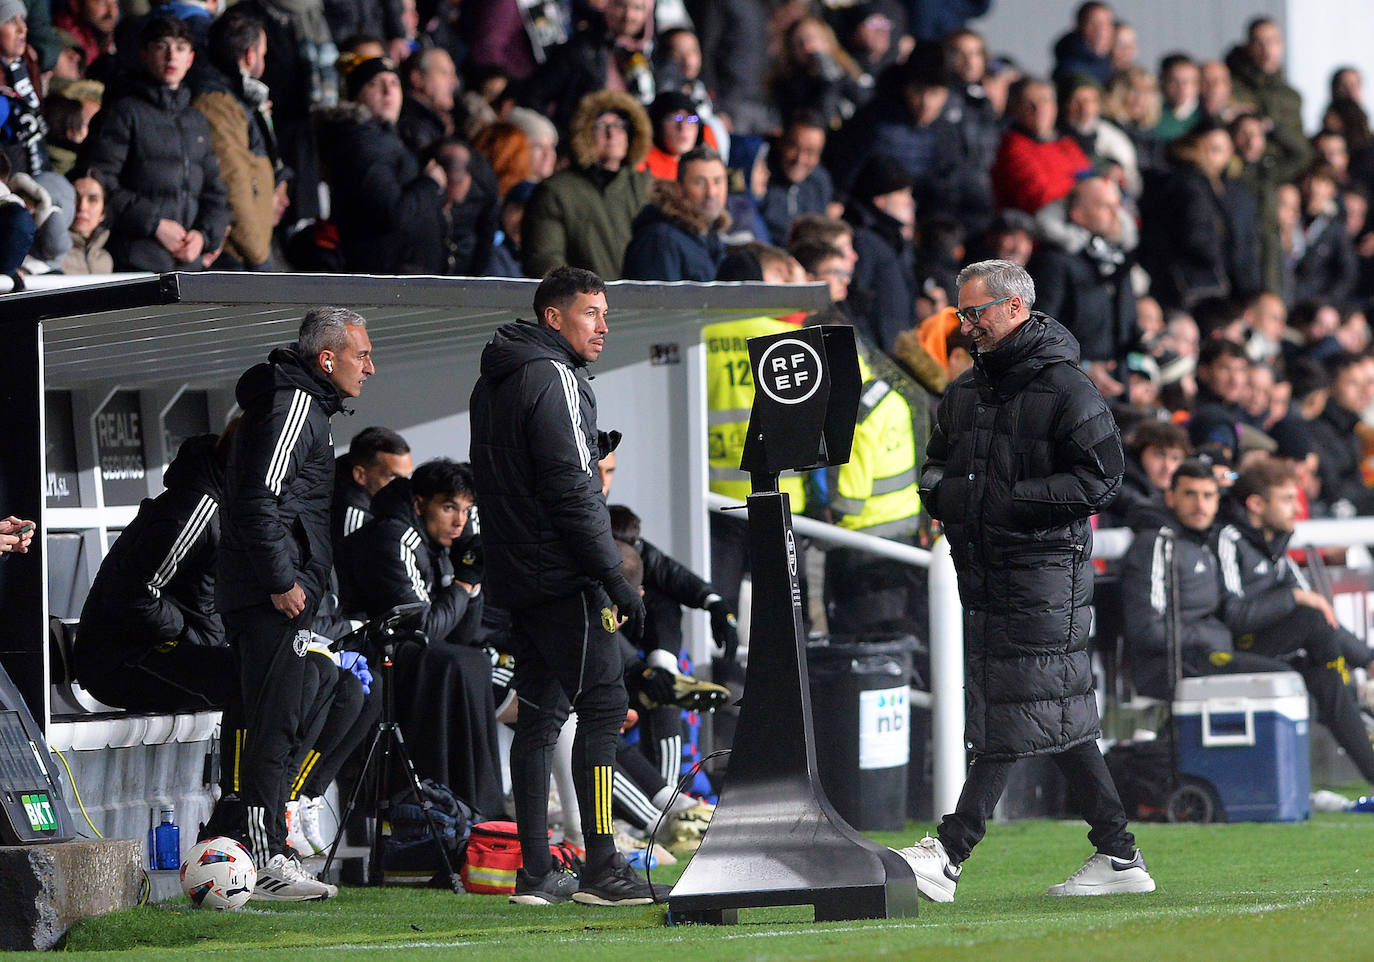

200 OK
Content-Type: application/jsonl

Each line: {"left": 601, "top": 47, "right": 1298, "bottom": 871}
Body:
{"left": 180, "top": 836, "right": 257, "bottom": 910}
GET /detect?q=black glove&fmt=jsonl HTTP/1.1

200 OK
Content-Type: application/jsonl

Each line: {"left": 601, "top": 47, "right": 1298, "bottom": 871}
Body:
{"left": 706, "top": 597, "right": 738, "bottom": 660}
{"left": 638, "top": 667, "right": 677, "bottom": 706}
{"left": 604, "top": 573, "right": 645, "bottom": 640}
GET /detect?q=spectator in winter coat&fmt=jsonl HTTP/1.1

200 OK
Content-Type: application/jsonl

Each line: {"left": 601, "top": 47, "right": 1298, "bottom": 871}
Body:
{"left": 1291, "top": 161, "right": 1358, "bottom": 307}
{"left": 60, "top": 166, "right": 112, "bottom": 274}
{"left": 622, "top": 144, "right": 728, "bottom": 282}
{"left": 640, "top": 89, "right": 705, "bottom": 181}
{"left": 842, "top": 153, "right": 915, "bottom": 352}
{"left": 80, "top": 16, "right": 229, "bottom": 272}
{"left": 759, "top": 114, "right": 833, "bottom": 249}
{"left": 991, "top": 77, "right": 1092, "bottom": 214}
{"left": 1050, "top": 0, "right": 1114, "bottom": 87}
{"left": 1307, "top": 351, "right": 1374, "bottom": 516}
{"left": 1224, "top": 18, "right": 1311, "bottom": 177}
{"left": 1057, "top": 75, "right": 1141, "bottom": 197}
{"left": 522, "top": 88, "right": 653, "bottom": 280}
{"left": 1097, "top": 419, "right": 1190, "bottom": 531}
{"left": 396, "top": 46, "right": 459, "bottom": 159}
{"left": 53, "top": 0, "right": 116, "bottom": 69}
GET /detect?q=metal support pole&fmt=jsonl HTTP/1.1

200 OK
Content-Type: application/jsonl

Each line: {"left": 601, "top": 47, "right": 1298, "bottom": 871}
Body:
{"left": 928, "top": 536, "right": 965, "bottom": 818}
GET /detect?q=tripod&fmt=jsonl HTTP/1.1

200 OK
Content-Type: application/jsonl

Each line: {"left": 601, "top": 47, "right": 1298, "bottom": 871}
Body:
{"left": 322, "top": 604, "right": 463, "bottom": 892}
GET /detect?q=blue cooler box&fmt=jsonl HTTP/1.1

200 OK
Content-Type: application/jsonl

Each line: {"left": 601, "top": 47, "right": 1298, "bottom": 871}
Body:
{"left": 1173, "top": 672, "right": 1310, "bottom": 822}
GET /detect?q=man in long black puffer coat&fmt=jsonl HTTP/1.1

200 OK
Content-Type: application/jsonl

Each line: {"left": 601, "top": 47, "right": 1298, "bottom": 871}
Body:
{"left": 893, "top": 259, "right": 1157, "bottom": 903}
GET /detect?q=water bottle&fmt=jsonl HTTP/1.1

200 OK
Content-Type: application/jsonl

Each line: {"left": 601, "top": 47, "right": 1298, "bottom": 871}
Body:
{"left": 154, "top": 806, "right": 180, "bottom": 870}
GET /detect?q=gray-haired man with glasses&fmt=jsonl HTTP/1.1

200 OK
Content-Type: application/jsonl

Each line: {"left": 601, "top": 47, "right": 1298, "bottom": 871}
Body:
{"left": 893, "top": 259, "right": 1156, "bottom": 902}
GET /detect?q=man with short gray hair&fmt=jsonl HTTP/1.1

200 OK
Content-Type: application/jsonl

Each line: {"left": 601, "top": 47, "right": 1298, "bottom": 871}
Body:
{"left": 217, "top": 306, "right": 374, "bottom": 900}
{"left": 894, "top": 259, "right": 1155, "bottom": 902}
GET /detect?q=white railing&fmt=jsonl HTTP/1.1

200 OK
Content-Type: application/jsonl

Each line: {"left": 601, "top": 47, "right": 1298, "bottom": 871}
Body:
{"left": 709, "top": 494, "right": 1374, "bottom": 820}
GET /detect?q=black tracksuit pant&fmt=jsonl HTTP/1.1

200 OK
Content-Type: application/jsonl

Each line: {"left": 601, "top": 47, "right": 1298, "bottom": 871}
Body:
{"left": 508, "top": 586, "right": 628, "bottom": 877}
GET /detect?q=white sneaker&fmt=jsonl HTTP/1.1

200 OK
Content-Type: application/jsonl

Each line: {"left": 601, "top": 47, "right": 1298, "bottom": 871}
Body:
{"left": 251, "top": 853, "right": 338, "bottom": 901}
{"left": 1312, "top": 789, "right": 1353, "bottom": 812}
{"left": 1046, "top": 851, "right": 1156, "bottom": 896}
{"left": 298, "top": 795, "right": 330, "bottom": 855}
{"left": 893, "top": 835, "right": 960, "bottom": 903}
{"left": 285, "top": 801, "right": 312, "bottom": 859}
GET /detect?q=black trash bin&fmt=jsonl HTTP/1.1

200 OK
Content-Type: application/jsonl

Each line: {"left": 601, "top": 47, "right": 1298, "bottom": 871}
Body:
{"left": 806, "top": 635, "right": 917, "bottom": 832}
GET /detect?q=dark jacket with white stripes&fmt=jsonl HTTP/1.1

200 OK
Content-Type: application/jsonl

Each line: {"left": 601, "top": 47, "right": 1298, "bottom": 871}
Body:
{"left": 74, "top": 434, "right": 225, "bottom": 670}
{"left": 217, "top": 347, "right": 344, "bottom": 617}
{"left": 469, "top": 319, "right": 623, "bottom": 610}
{"left": 1121, "top": 522, "right": 1232, "bottom": 698}
{"left": 919, "top": 313, "right": 1122, "bottom": 758}
{"left": 1210, "top": 499, "right": 1304, "bottom": 634}
{"left": 331, "top": 457, "right": 374, "bottom": 554}
{"left": 335, "top": 477, "right": 480, "bottom": 645}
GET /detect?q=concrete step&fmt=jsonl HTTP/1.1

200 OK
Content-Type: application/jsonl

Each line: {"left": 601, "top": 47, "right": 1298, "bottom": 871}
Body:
{"left": 0, "top": 838, "right": 142, "bottom": 950}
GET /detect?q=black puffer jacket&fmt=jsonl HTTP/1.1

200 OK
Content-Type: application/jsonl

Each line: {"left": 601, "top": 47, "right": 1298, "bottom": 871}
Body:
{"left": 74, "top": 434, "right": 225, "bottom": 678}
{"left": 80, "top": 74, "right": 230, "bottom": 272}
{"left": 336, "top": 477, "right": 480, "bottom": 645}
{"left": 1121, "top": 522, "right": 1231, "bottom": 698}
{"left": 1211, "top": 499, "right": 1303, "bottom": 635}
{"left": 217, "top": 348, "right": 344, "bottom": 617}
{"left": 920, "top": 313, "right": 1122, "bottom": 758}
{"left": 469, "top": 320, "right": 623, "bottom": 609}
{"left": 314, "top": 102, "right": 446, "bottom": 275}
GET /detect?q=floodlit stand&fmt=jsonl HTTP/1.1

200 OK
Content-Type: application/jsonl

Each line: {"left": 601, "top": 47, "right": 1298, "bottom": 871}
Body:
{"left": 668, "top": 326, "right": 918, "bottom": 925}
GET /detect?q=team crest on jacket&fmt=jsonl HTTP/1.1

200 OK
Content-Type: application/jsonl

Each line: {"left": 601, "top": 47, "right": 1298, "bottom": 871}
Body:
{"left": 601, "top": 606, "right": 618, "bottom": 633}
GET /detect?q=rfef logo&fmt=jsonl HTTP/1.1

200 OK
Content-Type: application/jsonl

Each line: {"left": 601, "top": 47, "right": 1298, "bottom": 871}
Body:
{"left": 757, "top": 339, "right": 823, "bottom": 406}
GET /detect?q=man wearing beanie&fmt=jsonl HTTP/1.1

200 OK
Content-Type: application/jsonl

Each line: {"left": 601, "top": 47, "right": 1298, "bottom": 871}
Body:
{"left": 313, "top": 55, "right": 448, "bottom": 274}
{"left": 79, "top": 15, "right": 229, "bottom": 272}
{"left": 842, "top": 153, "right": 917, "bottom": 351}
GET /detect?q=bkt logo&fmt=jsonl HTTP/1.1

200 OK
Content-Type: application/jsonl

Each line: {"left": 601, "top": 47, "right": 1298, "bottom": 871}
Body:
{"left": 757, "top": 339, "right": 823, "bottom": 406}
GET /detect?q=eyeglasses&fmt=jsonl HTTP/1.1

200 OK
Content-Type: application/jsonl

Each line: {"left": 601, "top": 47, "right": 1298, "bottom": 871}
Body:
{"left": 593, "top": 119, "right": 628, "bottom": 133}
{"left": 668, "top": 113, "right": 700, "bottom": 125}
{"left": 955, "top": 296, "right": 1012, "bottom": 326}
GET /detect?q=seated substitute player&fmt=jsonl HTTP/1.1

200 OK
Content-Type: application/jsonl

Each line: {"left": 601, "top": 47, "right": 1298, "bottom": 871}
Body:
{"left": 331, "top": 425, "right": 413, "bottom": 548}
{"left": 336, "top": 457, "right": 505, "bottom": 817}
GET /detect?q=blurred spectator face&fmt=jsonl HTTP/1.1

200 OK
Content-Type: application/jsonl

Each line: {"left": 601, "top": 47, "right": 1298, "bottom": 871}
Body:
{"left": 1137, "top": 296, "right": 1164, "bottom": 341}
{"left": 244, "top": 29, "right": 267, "bottom": 79}
{"left": 411, "top": 49, "right": 458, "bottom": 114}
{"left": 778, "top": 123, "right": 824, "bottom": 185}
{"left": 851, "top": 12, "right": 893, "bottom": 62}
{"left": 1111, "top": 22, "right": 1137, "bottom": 71}
{"left": 1361, "top": 356, "right": 1374, "bottom": 410}
{"left": 1063, "top": 84, "right": 1101, "bottom": 133}
{"left": 667, "top": 30, "right": 701, "bottom": 82}
{"left": 1080, "top": 3, "right": 1114, "bottom": 56}
{"left": 1247, "top": 21, "right": 1284, "bottom": 75}
{"left": 78, "top": 0, "right": 118, "bottom": 36}
{"left": 1244, "top": 364, "right": 1275, "bottom": 419}
{"left": 358, "top": 70, "right": 403, "bottom": 124}
{"left": 1162, "top": 61, "right": 1200, "bottom": 111}
{"left": 749, "top": 151, "right": 769, "bottom": 198}
{"left": 1246, "top": 293, "right": 1287, "bottom": 343}
{"left": 1128, "top": 370, "right": 1159, "bottom": 409}
{"left": 591, "top": 111, "right": 629, "bottom": 170}
{"left": 1301, "top": 169, "right": 1338, "bottom": 216}
{"left": 1200, "top": 61, "right": 1231, "bottom": 114}
{"left": 142, "top": 35, "right": 194, "bottom": 89}
{"left": 659, "top": 109, "right": 700, "bottom": 155}
{"left": 872, "top": 186, "right": 915, "bottom": 240}
{"left": 1250, "top": 478, "right": 1301, "bottom": 534}
{"left": 989, "top": 226, "right": 1033, "bottom": 266}
{"left": 679, "top": 157, "right": 727, "bottom": 223}
{"left": 399, "top": 0, "right": 419, "bottom": 39}
{"left": 1275, "top": 183, "right": 1301, "bottom": 232}
{"left": 1330, "top": 361, "right": 1369, "bottom": 414}
{"left": 0, "top": 13, "right": 27, "bottom": 60}
{"left": 605, "top": 0, "right": 650, "bottom": 42}
{"left": 982, "top": 63, "right": 1019, "bottom": 116}
{"left": 831, "top": 229, "right": 858, "bottom": 270}
{"left": 808, "top": 253, "right": 851, "bottom": 302}
{"left": 904, "top": 80, "right": 949, "bottom": 126}
{"left": 527, "top": 134, "right": 557, "bottom": 181}
{"left": 1121, "top": 70, "right": 1159, "bottom": 125}
{"left": 598, "top": 451, "right": 615, "bottom": 495}
{"left": 1015, "top": 81, "right": 1057, "bottom": 139}
{"left": 1231, "top": 115, "right": 1267, "bottom": 164}
{"left": 1313, "top": 134, "right": 1349, "bottom": 181}
{"left": 500, "top": 194, "right": 525, "bottom": 247}
{"left": 788, "top": 18, "right": 831, "bottom": 67}
{"left": 70, "top": 176, "right": 106, "bottom": 239}
{"left": 1166, "top": 473, "right": 1220, "bottom": 532}
{"left": 1068, "top": 177, "right": 1121, "bottom": 240}
{"left": 1141, "top": 443, "right": 1186, "bottom": 491}
{"left": 437, "top": 142, "right": 473, "bottom": 206}
{"left": 1165, "top": 314, "right": 1200, "bottom": 357}
{"left": 1339, "top": 311, "right": 1371, "bottom": 353}
{"left": 946, "top": 31, "right": 985, "bottom": 85}
{"left": 1192, "top": 128, "right": 1234, "bottom": 180}
{"left": 1333, "top": 67, "right": 1362, "bottom": 103}
{"left": 1200, "top": 352, "right": 1248, "bottom": 404}
{"left": 1269, "top": 378, "right": 1291, "bottom": 425}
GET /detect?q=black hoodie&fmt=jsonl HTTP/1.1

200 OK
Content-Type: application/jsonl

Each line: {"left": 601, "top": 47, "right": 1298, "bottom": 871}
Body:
{"left": 920, "top": 312, "right": 1123, "bottom": 759}
{"left": 336, "top": 477, "right": 479, "bottom": 645}
{"left": 74, "top": 434, "right": 226, "bottom": 676}
{"left": 469, "top": 320, "right": 623, "bottom": 609}
{"left": 1211, "top": 498, "right": 1305, "bottom": 635}
{"left": 218, "top": 347, "right": 344, "bottom": 617}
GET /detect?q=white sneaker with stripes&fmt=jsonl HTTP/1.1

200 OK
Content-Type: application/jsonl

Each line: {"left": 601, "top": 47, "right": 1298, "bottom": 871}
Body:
{"left": 250, "top": 853, "right": 338, "bottom": 901}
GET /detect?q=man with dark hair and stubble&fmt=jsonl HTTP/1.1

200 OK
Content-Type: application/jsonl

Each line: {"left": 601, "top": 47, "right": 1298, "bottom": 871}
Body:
{"left": 217, "top": 306, "right": 374, "bottom": 901}
{"left": 331, "top": 425, "right": 412, "bottom": 549}
{"left": 896, "top": 258, "right": 1155, "bottom": 902}
{"left": 470, "top": 266, "right": 659, "bottom": 907}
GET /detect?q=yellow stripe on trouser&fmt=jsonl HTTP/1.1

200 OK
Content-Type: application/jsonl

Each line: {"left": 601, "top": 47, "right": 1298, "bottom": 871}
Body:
{"left": 291, "top": 750, "right": 320, "bottom": 800}
{"left": 233, "top": 729, "right": 245, "bottom": 793}
{"left": 594, "top": 765, "right": 613, "bottom": 835}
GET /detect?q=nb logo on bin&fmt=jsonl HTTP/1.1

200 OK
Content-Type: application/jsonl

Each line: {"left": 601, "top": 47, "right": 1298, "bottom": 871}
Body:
{"left": 757, "top": 339, "right": 823, "bottom": 406}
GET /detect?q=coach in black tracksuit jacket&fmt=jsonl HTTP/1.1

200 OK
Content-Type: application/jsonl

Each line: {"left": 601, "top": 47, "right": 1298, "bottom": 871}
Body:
{"left": 337, "top": 472, "right": 503, "bottom": 815}
{"left": 218, "top": 309, "right": 369, "bottom": 869}
{"left": 74, "top": 433, "right": 231, "bottom": 711}
{"left": 469, "top": 267, "right": 646, "bottom": 892}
